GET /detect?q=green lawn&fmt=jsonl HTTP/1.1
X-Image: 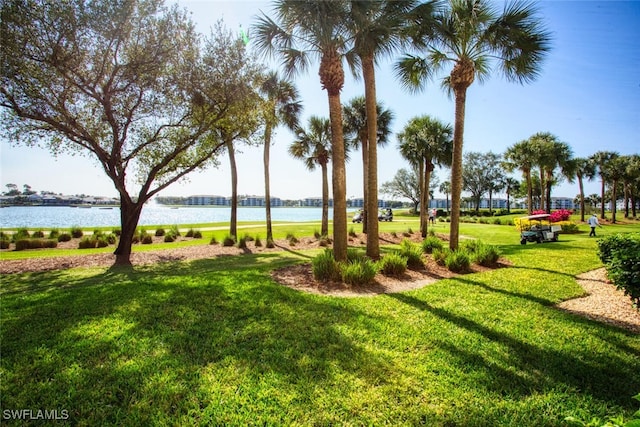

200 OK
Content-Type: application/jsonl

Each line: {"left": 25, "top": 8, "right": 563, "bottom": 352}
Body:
{"left": 1, "top": 222, "right": 639, "bottom": 426}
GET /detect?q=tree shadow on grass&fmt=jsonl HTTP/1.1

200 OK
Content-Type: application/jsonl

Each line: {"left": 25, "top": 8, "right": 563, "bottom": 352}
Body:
{"left": 1, "top": 254, "right": 394, "bottom": 424}
{"left": 386, "top": 292, "right": 640, "bottom": 408}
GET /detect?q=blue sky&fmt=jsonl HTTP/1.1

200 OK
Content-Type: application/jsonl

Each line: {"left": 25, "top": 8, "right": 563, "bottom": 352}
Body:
{"left": 1, "top": 0, "right": 638, "bottom": 201}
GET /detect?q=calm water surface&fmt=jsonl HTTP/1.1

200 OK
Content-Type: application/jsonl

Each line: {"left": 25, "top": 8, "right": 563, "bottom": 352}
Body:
{"left": 0, "top": 205, "right": 338, "bottom": 229}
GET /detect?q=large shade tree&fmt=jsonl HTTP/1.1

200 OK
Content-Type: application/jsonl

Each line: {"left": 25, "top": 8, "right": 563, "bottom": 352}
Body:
{"left": 289, "top": 116, "right": 333, "bottom": 237}
{"left": 342, "top": 96, "right": 394, "bottom": 235}
{"left": 258, "top": 71, "right": 302, "bottom": 246}
{"left": 395, "top": 0, "right": 551, "bottom": 249}
{"left": 398, "top": 115, "right": 452, "bottom": 237}
{"left": 0, "top": 0, "right": 240, "bottom": 266}
{"left": 254, "top": 0, "right": 351, "bottom": 261}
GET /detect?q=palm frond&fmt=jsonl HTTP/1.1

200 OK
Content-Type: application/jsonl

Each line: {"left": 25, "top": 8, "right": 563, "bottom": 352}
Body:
{"left": 393, "top": 54, "right": 433, "bottom": 94}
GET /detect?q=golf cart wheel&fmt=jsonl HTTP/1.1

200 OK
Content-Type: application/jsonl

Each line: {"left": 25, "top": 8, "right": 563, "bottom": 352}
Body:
{"left": 520, "top": 239, "right": 526, "bottom": 245}
{"left": 537, "top": 236, "right": 543, "bottom": 244}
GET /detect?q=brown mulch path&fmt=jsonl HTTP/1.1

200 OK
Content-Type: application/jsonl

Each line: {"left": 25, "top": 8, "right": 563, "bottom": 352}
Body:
{"left": 1, "top": 232, "right": 638, "bottom": 333}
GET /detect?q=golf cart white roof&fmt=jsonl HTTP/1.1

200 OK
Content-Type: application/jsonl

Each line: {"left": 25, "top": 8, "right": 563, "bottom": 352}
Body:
{"left": 520, "top": 213, "right": 551, "bottom": 220}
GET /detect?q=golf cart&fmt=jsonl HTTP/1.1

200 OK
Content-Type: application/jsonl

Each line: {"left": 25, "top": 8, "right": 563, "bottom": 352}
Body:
{"left": 378, "top": 208, "right": 393, "bottom": 222}
{"left": 352, "top": 210, "right": 363, "bottom": 223}
{"left": 518, "top": 213, "right": 561, "bottom": 244}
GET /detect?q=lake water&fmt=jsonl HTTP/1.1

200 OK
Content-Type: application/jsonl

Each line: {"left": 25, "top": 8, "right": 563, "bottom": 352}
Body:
{"left": 0, "top": 205, "right": 340, "bottom": 229}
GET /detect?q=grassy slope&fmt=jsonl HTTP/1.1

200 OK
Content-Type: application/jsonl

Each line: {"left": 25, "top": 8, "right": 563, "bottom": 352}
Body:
{"left": 1, "top": 222, "right": 639, "bottom": 426}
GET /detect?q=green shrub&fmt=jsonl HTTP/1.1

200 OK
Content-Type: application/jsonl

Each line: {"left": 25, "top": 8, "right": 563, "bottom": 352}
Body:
{"left": 560, "top": 223, "right": 579, "bottom": 233}
{"left": 286, "top": 233, "right": 299, "bottom": 245}
{"left": 14, "top": 239, "right": 58, "bottom": 251}
{"left": 78, "top": 237, "right": 97, "bottom": 249}
{"left": 32, "top": 230, "right": 45, "bottom": 238}
{"left": 96, "top": 237, "right": 110, "bottom": 248}
{"left": 432, "top": 248, "right": 450, "bottom": 266}
{"left": 379, "top": 253, "right": 408, "bottom": 277}
{"left": 341, "top": 258, "right": 378, "bottom": 286}
{"left": 209, "top": 236, "right": 219, "bottom": 245}
{"left": 164, "top": 234, "right": 176, "bottom": 243}
{"left": 313, "top": 230, "right": 322, "bottom": 239}
{"left": 106, "top": 233, "right": 117, "bottom": 245}
{"left": 473, "top": 244, "right": 500, "bottom": 267}
{"left": 348, "top": 227, "right": 357, "bottom": 237}
{"left": 223, "top": 235, "right": 236, "bottom": 247}
{"left": 71, "top": 226, "right": 83, "bottom": 238}
{"left": 0, "top": 239, "right": 10, "bottom": 249}
{"left": 398, "top": 239, "right": 423, "bottom": 269}
{"left": 13, "top": 228, "right": 30, "bottom": 241}
{"left": 312, "top": 249, "right": 341, "bottom": 282}
{"left": 445, "top": 250, "right": 471, "bottom": 273}
{"left": 492, "top": 218, "right": 502, "bottom": 225}
{"left": 185, "top": 228, "right": 195, "bottom": 238}
{"left": 254, "top": 236, "right": 262, "bottom": 247}
{"left": 48, "top": 228, "right": 60, "bottom": 239}
{"left": 421, "top": 236, "right": 444, "bottom": 254}
{"left": 236, "top": 236, "right": 248, "bottom": 249}
{"left": 597, "top": 233, "right": 640, "bottom": 308}
{"left": 112, "top": 228, "right": 121, "bottom": 236}
{"left": 57, "top": 233, "right": 72, "bottom": 242}
{"left": 346, "top": 248, "right": 366, "bottom": 263}
{"left": 169, "top": 225, "right": 181, "bottom": 237}
{"left": 141, "top": 234, "right": 153, "bottom": 244}
{"left": 155, "top": 228, "right": 166, "bottom": 237}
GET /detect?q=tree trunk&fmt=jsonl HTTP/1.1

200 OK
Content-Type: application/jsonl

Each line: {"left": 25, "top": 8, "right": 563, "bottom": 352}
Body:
{"left": 362, "top": 56, "right": 379, "bottom": 259}
{"left": 578, "top": 175, "right": 586, "bottom": 222}
{"left": 611, "top": 179, "right": 617, "bottom": 223}
{"left": 328, "top": 92, "right": 347, "bottom": 262}
{"left": 421, "top": 163, "right": 432, "bottom": 238}
{"left": 489, "top": 190, "right": 493, "bottom": 215}
{"left": 321, "top": 163, "right": 329, "bottom": 237}
{"left": 418, "top": 161, "right": 425, "bottom": 234}
{"left": 361, "top": 138, "right": 368, "bottom": 234}
{"left": 113, "top": 197, "right": 144, "bottom": 266}
{"left": 263, "top": 125, "right": 273, "bottom": 244}
{"left": 227, "top": 139, "right": 238, "bottom": 239}
{"left": 623, "top": 182, "right": 630, "bottom": 218}
{"left": 449, "top": 87, "right": 467, "bottom": 251}
{"left": 600, "top": 177, "right": 606, "bottom": 219}
{"left": 539, "top": 168, "right": 546, "bottom": 212}
{"left": 526, "top": 170, "right": 533, "bottom": 214}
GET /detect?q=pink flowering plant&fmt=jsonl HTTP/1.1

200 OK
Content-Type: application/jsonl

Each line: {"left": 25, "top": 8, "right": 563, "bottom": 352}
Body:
{"left": 532, "top": 209, "right": 572, "bottom": 223}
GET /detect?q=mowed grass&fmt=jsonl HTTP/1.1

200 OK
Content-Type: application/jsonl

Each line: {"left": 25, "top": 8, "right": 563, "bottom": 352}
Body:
{"left": 1, "top": 222, "right": 639, "bottom": 425}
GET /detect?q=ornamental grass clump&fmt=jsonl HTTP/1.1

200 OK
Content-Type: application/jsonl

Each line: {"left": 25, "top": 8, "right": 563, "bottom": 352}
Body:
{"left": 312, "top": 249, "right": 340, "bottom": 282}
{"left": 341, "top": 258, "right": 378, "bottom": 286}
{"left": 70, "top": 226, "right": 83, "bottom": 238}
{"left": 462, "top": 239, "right": 500, "bottom": 267}
{"left": 444, "top": 250, "right": 471, "bottom": 273}
{"left": 421, "top": 236, "right": 443, "bottom": 254}
{"left": 378, "top": 253, "right": 408, "bottom": 277}
{"left": 398, "top": 239, "right": 423, "bottom": 269}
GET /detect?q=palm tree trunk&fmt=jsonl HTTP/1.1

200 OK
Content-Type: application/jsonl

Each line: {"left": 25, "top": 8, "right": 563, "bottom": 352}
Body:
{"left": 263, "top": 126, "right": 273, "bottom": 244}
{"left": 321, "top": 163, "right": 329, "bottom": 237}
{"left": 328, "top": 92, "right": 347, "bottom": 262}
{"left": 449, "top": 87, "right": 467, "bottom": 251}
{"left": 227, "top": 139, "right": 238, "bottom": 239}
{"left": 361, "top": 138, "right": 368, "bottom": 234}
{"left": 363, "top": 56, "right": 379, "bottom": 259}
{"left": 418, "top": 161, "right": 425, "bottom": 233}
{"left": 422, "top": 165, "right": 432, "bottom": 238}
{"left": 611, "top": 179, "right": 617, "bottom": 223}
{"left": 600, "top": 177, "right": 606, "bottom": 219}
{"left": 578, "top": 175, "right": 585, "bottom": 222}
{"left": 526, "top": 169, "right": 533, "bottom": 214}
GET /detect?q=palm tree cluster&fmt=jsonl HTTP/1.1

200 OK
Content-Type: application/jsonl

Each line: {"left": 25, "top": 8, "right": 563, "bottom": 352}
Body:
{"left": 255, "top": 0, "right": 552, "bottom": 256}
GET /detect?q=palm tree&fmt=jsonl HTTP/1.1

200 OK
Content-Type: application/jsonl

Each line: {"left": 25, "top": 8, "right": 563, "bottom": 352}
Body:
{"left": 571, "top": 157, "right": 596, "bottom": 222}
{"left": 530, "top": 132, "right": 572, "bottom": 213}
{"left": 254, "top": 0, "right": 351, "bottom": 261}
{"left": 590, "top": 151, "right": 619, "bottom": 220}
{"left": 503, "top": 177, "right": 520, "bottom": 213}
{"left": 439, "top": 180, "right": 451, "bottom": 214}
{"left": 342, "top": 96, "right": 394, "bottom": 235}
{"left": 258, "top": 71, "right": 302, "bottom": 247}
{"left": 504, "top": 140, "right": 538, "bottom": 214}
{"left": 395, "top": 0, "right": 551, "bottom": 249}
{"left": 398, "top": 115, "right": 453, "bottom": 237}
{"left": 346, "top": 0, "right": 422, "bottom": 258}
{"left": 603, "top": 155, "right": 626, "bottom": 224}
{"left": 622, "top": 154, "right": 640, "bottom": 218}
{"left": 289, "top": 117, "right": 333, "bottom": 237}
